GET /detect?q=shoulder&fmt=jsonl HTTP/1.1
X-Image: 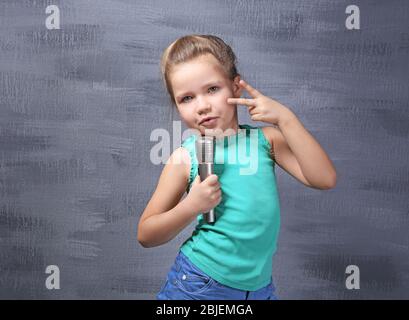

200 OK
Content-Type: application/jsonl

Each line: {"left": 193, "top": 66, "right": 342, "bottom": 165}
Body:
{"left": 165, "top": 147, "right": 190, "bottom": 182}
{"left": 261, "top": 124, "right": 287, "bottom": 141}
{"left": 261, "top": 125, "right": 282, "bottom": 146}
{"left": 261, "top": 126, "right": 286, "bottom": 160}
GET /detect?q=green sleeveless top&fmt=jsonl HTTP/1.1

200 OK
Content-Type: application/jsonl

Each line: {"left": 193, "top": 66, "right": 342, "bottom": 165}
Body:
{"left": 179, "top": 124, "right": 281, "bottom": 291}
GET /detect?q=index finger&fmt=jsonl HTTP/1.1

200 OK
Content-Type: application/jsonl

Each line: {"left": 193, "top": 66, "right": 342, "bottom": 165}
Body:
{"left": 239, "top": 80, "right": 262, "bottom": 98}
{"left": 227, "top": 97, "right": 256, "bottom": 107}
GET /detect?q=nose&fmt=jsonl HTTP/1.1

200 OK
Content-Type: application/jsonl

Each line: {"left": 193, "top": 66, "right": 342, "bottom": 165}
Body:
{"left": 196, "top": 96, "right": 212, "bottom": 115}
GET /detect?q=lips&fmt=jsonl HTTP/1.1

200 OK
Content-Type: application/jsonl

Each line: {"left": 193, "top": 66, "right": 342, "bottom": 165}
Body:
{"left": 199, "top": 116, "right": 218, "bottom": 125}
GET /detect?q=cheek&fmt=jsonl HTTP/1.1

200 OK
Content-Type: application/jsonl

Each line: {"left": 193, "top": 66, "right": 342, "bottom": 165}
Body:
{"left": 178, "top": 108, "right": 195, "bottom": 123}
{"left": 219, "top": 89, "right": 234, "bottom": 104}
{"left": 211, "top": 92, "right": 228, "bottom": 107}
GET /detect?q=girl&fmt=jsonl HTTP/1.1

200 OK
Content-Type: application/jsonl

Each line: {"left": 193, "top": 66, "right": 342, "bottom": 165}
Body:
{"left": 137, "top": 35, "right": 337, "bottom": 300}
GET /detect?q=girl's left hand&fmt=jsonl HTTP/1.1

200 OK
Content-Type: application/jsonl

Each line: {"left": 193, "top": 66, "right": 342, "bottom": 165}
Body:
{"left": 227, "top": 80, "right": 291, "bottom": 126}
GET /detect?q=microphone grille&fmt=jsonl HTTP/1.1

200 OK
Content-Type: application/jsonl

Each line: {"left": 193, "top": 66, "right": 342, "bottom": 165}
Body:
{"left": 195, "top": 136, "right": 215, "bottom": 163}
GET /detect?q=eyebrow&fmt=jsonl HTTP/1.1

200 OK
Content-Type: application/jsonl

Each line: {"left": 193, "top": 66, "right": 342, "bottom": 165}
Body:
{"left": 175, "top": 81, "right": 222, "bottom": 100}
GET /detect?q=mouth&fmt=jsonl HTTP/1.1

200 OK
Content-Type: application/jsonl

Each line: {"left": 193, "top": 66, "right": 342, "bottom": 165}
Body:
{"left": 199, "top": 117, "right": 219, "bottom": 126}
{"left": 199, "top": 117, "right": 217, "bottom": 124}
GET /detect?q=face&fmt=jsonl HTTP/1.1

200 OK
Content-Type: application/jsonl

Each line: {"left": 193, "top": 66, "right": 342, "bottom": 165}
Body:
{"left": 170, "top": 54, "right": 242, "bottom": 137}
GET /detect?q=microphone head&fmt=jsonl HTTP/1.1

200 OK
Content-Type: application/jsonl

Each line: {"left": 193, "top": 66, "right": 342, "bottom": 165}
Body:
{"left": 195, "top": 136, "right": 215, "bottom": 164}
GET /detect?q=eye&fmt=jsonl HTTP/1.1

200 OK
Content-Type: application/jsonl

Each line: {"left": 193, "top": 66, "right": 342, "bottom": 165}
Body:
{"left": 208, "top": 86, "right": 219, "bottom": 93}
{"left": 180, "top": 96, "right": 193, "bottom": 103}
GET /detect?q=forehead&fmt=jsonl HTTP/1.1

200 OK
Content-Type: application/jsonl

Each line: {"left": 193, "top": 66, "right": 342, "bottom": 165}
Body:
{"left": 170, "top": 54, "right": 228, "bottom": 94}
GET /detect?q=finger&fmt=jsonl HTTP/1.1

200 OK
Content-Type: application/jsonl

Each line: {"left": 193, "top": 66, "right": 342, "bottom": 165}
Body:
{"left": 212, "top": 189, "right": 222, "bottom": 199}
{"left": 249, "top": 107, "right": 258, "bottom": 116}
{"left": 251, "top": 114, "right": 263, "bottom": 121}
{"left": 239, "top": 79, "right": 262, "bottom": 98}
{"left": 211, "top": 191, "right": 220, "bottom": 199}
{"left": 227, "top": 98, "right": 256, "bottom": 107}
{"left": 205, "top": 174, "right": 219, "bottom": 186}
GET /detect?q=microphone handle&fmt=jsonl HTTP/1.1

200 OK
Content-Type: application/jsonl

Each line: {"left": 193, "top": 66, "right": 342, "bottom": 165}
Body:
{"left": 198, "top": 163, "right": 216, "bottom": 223}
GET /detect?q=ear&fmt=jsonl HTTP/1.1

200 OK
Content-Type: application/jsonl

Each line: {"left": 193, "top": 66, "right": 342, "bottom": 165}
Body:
{"left": 232, "top": 75, "right": 242, "bottom": 98}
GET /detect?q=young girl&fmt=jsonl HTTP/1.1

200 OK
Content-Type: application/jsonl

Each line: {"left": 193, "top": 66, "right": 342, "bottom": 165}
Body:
{"left": 137, "top": 35, "right": 337, "bottom": 300}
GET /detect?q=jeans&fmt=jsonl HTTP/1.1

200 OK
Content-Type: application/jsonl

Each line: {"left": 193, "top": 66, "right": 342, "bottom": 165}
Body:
{"left": 156, "top": 251, "right": 278, "bottom": 300}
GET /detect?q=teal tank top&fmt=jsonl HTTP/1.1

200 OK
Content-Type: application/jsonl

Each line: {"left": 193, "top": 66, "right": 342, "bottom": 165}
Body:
{"left": 179, "top": 124, "right": 281, "bottom": 291}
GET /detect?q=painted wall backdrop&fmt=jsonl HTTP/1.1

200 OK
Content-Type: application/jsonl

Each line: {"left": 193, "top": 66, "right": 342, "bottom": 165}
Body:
{"left": 0, "top": 0, "right": 408, "bottom": 299}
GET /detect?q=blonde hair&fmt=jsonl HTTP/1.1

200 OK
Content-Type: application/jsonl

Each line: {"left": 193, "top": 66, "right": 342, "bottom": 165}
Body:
{"left": 160, "top": 34, "right": 239, "bottom": 105}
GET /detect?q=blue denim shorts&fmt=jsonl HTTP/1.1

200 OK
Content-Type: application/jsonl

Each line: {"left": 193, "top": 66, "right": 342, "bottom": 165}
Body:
{"left": 156, "top": 251, "right": 278, "bottom": 300}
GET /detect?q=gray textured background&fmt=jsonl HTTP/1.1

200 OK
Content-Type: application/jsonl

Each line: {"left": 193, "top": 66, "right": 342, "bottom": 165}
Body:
{"left": 1, "top": 0, "right": 408, "bottom": 299}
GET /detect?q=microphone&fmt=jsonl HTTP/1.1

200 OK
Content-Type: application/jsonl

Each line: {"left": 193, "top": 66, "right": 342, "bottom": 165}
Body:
{"left": 195, "top": 135, "right": 216, "bottom": 224}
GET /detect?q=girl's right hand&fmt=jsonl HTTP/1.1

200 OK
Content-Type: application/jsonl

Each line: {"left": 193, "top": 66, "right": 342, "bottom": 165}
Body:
{"left": 186, "top": 174, "right": 222, "bottom": 215}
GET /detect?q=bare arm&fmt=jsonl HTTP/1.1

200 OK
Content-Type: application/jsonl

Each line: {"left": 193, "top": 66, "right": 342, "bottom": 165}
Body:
{"left": 137, "top": 147, "right": 196, "bottom": 248}
{"left": 262, "top": 126, "right": 312, "bottom": 187}
{"left": 227, "top": 79, "right": 337, "bottom": 190}
{"left": 277, "top": 110, "right": 336, "bottom": 189}
{"left": 262, "top": 114, "right": 336, "bottom": 190}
